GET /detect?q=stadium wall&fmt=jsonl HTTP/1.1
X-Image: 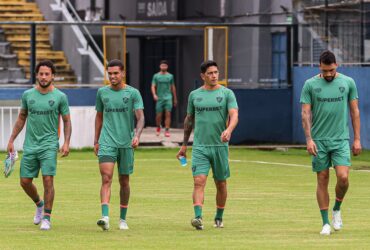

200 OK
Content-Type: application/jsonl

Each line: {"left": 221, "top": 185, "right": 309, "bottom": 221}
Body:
{"left": 292, "top": 67, "right": 370, "bottom": 149}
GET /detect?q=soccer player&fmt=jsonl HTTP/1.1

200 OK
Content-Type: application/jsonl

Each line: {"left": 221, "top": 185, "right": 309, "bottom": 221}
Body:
{"left": 94, "top": 59, "right": 144, "bottom": 231}
{"left": 6, "top": 60, "right": 71, "bottom": 231}
{"left": 300, "top": 50, "right": 361, "bottom": 235}
{"left": 176, "top": 60, "right": 238, "bottom": 230}
{"left": 151, "top": 60, "right": 178, "bottom": 137}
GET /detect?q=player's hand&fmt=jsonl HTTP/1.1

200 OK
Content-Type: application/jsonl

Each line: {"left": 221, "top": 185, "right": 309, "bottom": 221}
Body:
{"left": 352, "top": 139, "right": 362, "bottom": 156}
{"left": 173, "top": 99, "right": 178, "bottom": 108}
{"left": 153, "top": 95, "right": 158, "bottom": 101}
{"left": 176, "top": 145, "right": 187, "bottom": 159}
{"left": 306, "top": 139, "right": 317, "bottom": 156}
{"left": 60, "top": 143, "right": 70, "bottom": 157}
{"left": 132, "top": 136, "right": 140, "bottom": 148}
{"left": 221, "top": 129, "right": 231, "bottom": 142}
{"left": 7, "top": 141, "right": 14, "bottom": 154}
{"left": 94, "top": 143, "right": 99, "bottom": 156}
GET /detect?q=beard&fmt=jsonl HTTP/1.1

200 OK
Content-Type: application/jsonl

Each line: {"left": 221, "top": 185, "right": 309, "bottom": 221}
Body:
{"left": 324, "top": 76, "right": 335, "bottom": 82}
{"left": 38, "top": 79, "right": 52, "bottom": 88}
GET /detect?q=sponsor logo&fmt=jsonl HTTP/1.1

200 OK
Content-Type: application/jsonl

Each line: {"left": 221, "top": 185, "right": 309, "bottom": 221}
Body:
{"left": 29, "top": 99, "right": 35, "bottom": 105}
{"left": 314, "top": 88, "right": 321, "bottom": 93}
{"left": 195, "top": 97, "right": 203, "bottom": 102}
{"left": 103, "top": 98, "right": 110, "bottom": 103}
{"left": 317, "top": 96, "right": 344, "bottom": 102}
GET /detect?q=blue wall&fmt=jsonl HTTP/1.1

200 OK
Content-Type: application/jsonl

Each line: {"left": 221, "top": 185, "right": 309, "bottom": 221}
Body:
{"left": 231, "top": 89, "right": 292, "bottom": 144}
{"left": 0, "top": 88, "right": 98, "bottom": 106}
{"left": 293, "top": 66, "right": 370, "bottom": 149}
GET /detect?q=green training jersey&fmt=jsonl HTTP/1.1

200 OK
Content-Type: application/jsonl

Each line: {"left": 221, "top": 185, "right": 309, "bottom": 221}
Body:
{"left": 187, "top": 85, "right": 238, "bottom": 146}
{"left": 300, "top": 73, "right": 358, "bottom": 140}
{"left": 96, "top": 85, "right": 144, "bottom": 148}
{"left": 21, "top": 87, "right": 70, "bottom": 153}
{"left": 152, "top": 72, "right": 174, "bottom": 100}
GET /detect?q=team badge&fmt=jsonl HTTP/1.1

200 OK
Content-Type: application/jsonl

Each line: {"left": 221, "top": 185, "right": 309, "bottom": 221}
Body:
{"left": 314, "top": 88, "right": 321, "bottom": 93}
{"left": 216, "top": 97, "right": 223, "bottom": 103}
{"left": 123, "top": 97, "right": 129, "bottom": 104}
{"left": 48, "top": 100, "right": 55, "bottom": 107}
{"left": 339, "top": 87, "right": 345, "bottom": 93}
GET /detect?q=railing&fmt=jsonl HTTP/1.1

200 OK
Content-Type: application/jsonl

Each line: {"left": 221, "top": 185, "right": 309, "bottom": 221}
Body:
{"left": 0, "top": 107, "right": 24, "bottom": 151}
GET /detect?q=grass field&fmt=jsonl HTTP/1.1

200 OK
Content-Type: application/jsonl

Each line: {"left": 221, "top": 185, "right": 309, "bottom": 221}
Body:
{"left": 1, "top": 147, "right": 370, "bottom": 249}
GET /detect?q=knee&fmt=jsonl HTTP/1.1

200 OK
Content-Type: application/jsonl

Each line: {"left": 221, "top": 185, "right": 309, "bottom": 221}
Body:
{"left": 317, "top": 174, "right": 329, "bottom": 186}
{"left": 337, "top": 174, "right": 349, "bottom": 186}
{"left": 215, "top": 181, "right": 227, "bottom": 190}
{"left": 194, "top": 179, "right": 206, "bottom": 189}
{"left": 20, "top": 179, "right": 31, "bottom": 188}
{"left": 102, "top": 175, "right": 112, "bottom": 185}
{"left": 119, "top": 178, "right": 130, "bottom": 189}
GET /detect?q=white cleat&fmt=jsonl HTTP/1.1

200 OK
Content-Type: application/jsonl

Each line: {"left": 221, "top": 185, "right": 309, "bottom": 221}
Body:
{"left": 320, "top": 223, "right": 331, "bottom": 235}
{"left": 119, "top": 219, "right": 129, "bottom": 230}
{"left": 40, "top": 219, "right": 51, "bottom": 230}
{"left": 33, "top": 205, "right": 43, "bottom": 225}
{"left": 332, "top": 210, "right": 343, "bottom": 231}
{"left": 97, "top": 216, "right": 110, "bottom": 231}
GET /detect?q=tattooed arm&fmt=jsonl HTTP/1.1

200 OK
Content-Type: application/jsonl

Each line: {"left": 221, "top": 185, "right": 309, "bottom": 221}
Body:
{"left": 60, "top": 114, "right": 72, "bottom": 157}
{"left": 7, "top": 109, "right": 28, "bottom": 153}
{"left": 176, "top": 114, "right": 194, "bottom": 159}
{"left": 301, "top": 104, "right": 317, "bottom": 156}
{"left": 132, "top": 109, "right": 145, "bottom": 148}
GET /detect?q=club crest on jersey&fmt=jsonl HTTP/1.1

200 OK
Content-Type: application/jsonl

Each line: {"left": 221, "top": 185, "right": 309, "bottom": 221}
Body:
{"left": 48, "top": 100, "right": 55, "bottom": 107}
{"left": 103, "top": 98, "right": 109, "bottom": 103}
{"left": 29, "top": 99, "right": 35, "bottom": 105}
{"left": 339, "top": 87, "right": 345, "bottom": 93}
{"left": 195, "top": 97, "right": 203, "bottom": 102}
{"left": 216, "top": 97, "right": 223, "bottom": 103}
{"left": 314, "top": 88, "right": 321, "bottom": 93}
{"left": 123, "top": 97, "right": 129, "bottom": 104}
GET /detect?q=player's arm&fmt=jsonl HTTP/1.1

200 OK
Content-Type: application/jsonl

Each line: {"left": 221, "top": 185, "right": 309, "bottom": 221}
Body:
{"left": 151, "top": 84, "right": 158, "bottom": 101}
{"left": 176, "top": 114, "right": 194, "bottom": 159}
{"left": 60, "top": 114, "right": 72, "bottom": 157}
{"left": 171, "top": 84, "right": 178, "bottom": 107}
{"left": 132, "top": 109, "right": 145, "bottom": 148}
{"left": 301, "top": 103, "right": 317, "bottom": 156}
{"left": 221, "top": 108, "right": 238, "bottom": 142}
{"left": 94, "top": 111, "right": 103, "bottom": 156}
{"left": 349, "top": 99, "right": 361, "bottom": 156}
{"left": 7, "top": 109, "right": 28, "bottom": 153}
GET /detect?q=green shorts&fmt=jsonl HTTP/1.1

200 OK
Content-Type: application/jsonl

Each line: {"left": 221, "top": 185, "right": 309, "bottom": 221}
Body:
{"left": 312, "top": 139, "right": 351, "bottom": 172}
{"left": 191, "top": 146, "right": 230, "bottom": 181}
{"left": 20, "top": 149, "right": 58, "bottom": 178}
{"left": 98, "top": 145, "right": 134, "bottom": 175}
{"left": 155, "top": 99, "right": 172, "bottom": 113}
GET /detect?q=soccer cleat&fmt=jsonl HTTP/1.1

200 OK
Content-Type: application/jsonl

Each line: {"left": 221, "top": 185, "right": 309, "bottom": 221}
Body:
{"left": 214, "top": 218, "right": 224, "bottom": 228}
{"left": 33, "top": 205, "right": 44, "bottom": 225}
{"left": 119, "top": 219, "right": 129, "bottom": 230}
{"left": 332, "top": 210, "right": 343, "bottom": 231}
{"left": 156, "top": 127, "right": 161, "bottom": 136}
{"left": 320, "top": 223, "right": 331, "bottom": 235}
{"left": 164, "top": 130, "right": 170, "bottom": 137}
{"left": 191, "top": 217, "right": 204, "bottom": 230}
{"left": 40, "top": 219, "right": 51, "bottom": 230}
{"left": 97, "top": 216, "right": 110, "bottom": 231}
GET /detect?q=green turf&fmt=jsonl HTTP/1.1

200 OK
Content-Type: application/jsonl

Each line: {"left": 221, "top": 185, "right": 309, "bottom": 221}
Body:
{"left": 1, "top": 148, "right": 370, "bottom": 249}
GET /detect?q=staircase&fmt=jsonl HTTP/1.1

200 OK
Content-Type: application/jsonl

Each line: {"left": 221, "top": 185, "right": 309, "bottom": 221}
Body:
{"left": 0, "top": 0, "right": 77, "bottom": 84}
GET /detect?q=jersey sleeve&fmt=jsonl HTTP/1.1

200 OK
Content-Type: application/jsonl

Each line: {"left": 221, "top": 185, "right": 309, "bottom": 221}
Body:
{"left": 59, "top": 93, "right": 70, "bottom": 115}
{"left": 348, "top": 78, "right": 359, "bottom": 101}
{"left": 300, "top": 81, "right": 312, "bottom": 104}
{"left": 186, "top": 92, "right": 195, "bottom": 115}
{"left": 226, "top": 89, "right": 238, "bottom": 110}
{"left": 21, "top": 92, "right": 28, "bottom": 110}
{"left": 133, "top": 89, "right": 144, "bottom": 110}
{"left": 95, "top": 89, "right": 103, "bottom": 112}
{"left": 152, "top": 74, "right": 157, "bottom": 85}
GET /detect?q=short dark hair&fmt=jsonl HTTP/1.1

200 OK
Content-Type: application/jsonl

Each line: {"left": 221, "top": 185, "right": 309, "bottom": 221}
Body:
{"left": 107, "top": 59, "right": 124, "bottom": 70}
{"left": 319, "top": 50, "right": 336, "bottom": 65}
{"left": 35, "top": 60, "right": 56, "bottom": 74}
{"left": 160, "top": 60, "right": 168, "bottom": 65}
{"left": 200, "top": 60, "right": 218, "bottom": 73}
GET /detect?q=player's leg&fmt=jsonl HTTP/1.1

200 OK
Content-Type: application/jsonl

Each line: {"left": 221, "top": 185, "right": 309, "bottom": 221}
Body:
{"left": 331, "top": 140, "right": 351, "bottom": 231}
{"left": 211, "top": 146, "right": 230, "bottom": 228}
{"left": 39, "top": 149, "right": 57, "bottom": 230}
{"left": 117, "top": 148, "right": 134, "bottom": 230}
{"left": 191, "top": 147, "right": 210, "bottom": 230}
{"left": 20, "top": 153, "right": 44, "bottom": 225}
{"left": 155, "top": 100, "right": 164, "bottom": 136}
{"left": 97, "top": 161, "right": 114, "bottom": 230}
{"left": 40, "top": 175, "right": 54, "bottom": 230}
{"left": 164, "top": 99, "right": 173, "bottom": 137}
{"left": 312, "top": 140, "right": 331, "bottom": 235}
